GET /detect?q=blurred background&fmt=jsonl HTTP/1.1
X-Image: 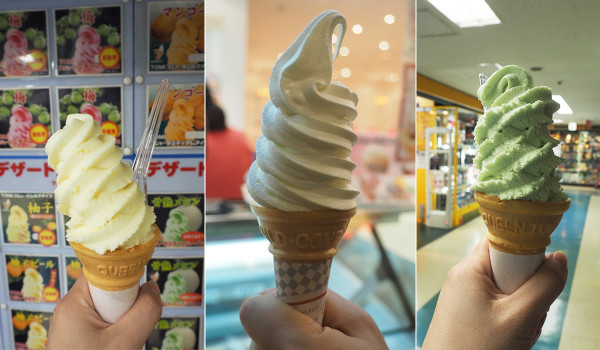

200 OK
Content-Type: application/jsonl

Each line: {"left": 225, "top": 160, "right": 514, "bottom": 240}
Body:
{"left": 205, "top": 0, "right": 416, "bottom": 349}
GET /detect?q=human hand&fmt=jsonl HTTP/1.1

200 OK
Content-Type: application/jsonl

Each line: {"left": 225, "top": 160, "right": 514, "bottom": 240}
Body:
{"left": 47, "top": 274, "right": 162, "bottom": 350}
{"left": 423, "top": 237, "right": 568, "bottom": 350}
{"left": 240, "top": 288, "right": 388, "bottom": 350}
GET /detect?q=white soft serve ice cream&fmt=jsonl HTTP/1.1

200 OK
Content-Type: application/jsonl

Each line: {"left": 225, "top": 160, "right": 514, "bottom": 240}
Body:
{"left": 247, "top": 10, "right": 359, "bottom": 211}
{"left": 45, "top": 114, "right": 156, "bottom": 254}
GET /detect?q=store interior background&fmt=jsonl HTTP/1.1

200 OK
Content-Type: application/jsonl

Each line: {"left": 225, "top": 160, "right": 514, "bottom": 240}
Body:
{"left": 416, "top": 0, "right": 600, "bottom": 349}
{"left": 205, "top": 0, "right": 416, "bottom": 349}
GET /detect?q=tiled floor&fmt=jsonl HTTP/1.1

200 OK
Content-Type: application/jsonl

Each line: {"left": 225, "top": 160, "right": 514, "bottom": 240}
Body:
{"left": 416, "top": 186, "right": 600, "bottom": 349}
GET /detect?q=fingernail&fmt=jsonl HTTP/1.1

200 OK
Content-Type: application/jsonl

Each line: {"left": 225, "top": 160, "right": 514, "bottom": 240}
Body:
{"left": 147, "top": 280, "right": 161, "bottom": 295}
{"left": 552, "top": 251, "right": 568, "bottom": 273}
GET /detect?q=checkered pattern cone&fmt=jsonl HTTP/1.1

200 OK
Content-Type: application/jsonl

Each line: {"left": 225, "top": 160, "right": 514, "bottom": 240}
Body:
{"left": 70, "top": 224, "right": 161, "bottom": 291}
{"left": 251, "top": 205, "right": 356, "bottom": 324}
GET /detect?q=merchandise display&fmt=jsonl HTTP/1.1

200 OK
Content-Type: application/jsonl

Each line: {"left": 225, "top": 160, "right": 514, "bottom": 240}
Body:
{"left": 247, "top": 10, "right": 359, "bottom": 324}
{"left": 554, "top": 130, "right": 600, "bottom": 185}
{"left": 474, "top": 65, "right": 570, "bottom": 293}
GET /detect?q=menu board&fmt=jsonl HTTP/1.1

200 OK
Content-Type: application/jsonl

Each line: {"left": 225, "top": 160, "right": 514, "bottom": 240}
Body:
{"left": 5, "top": 254, "right": 60, "bottom": 303}
{"left": 10, "top": 309, "right": 52, "bottom": 350}
{"left": 0, "top": 10, "right": 50, "bottom": 77}
{"left": 148, "top": 1, "right": 203, "bottom": 72}
{"left": 147, "top": 257, "right": 203, "bottom": 307}
{"left": 0, "top": 88, "right": 52, "bottom": 149}
{"left": 1, "top": 192, "right": 57, "bottom": 247}
{"left": 63, "top": 256, "right": 82, "bottom": 291}
{"left": 148, "top": 83, "right": 204, "bottom": 147}
{"left": 149, "top": 193, "right": 204, "bottom": 247}
{"left": 57, "top": 86, "right": 123, "bottom": 146}
{"left": 146, "top": 316, "right": 201, "bottom": 350}
{"left": 54, "top": 6, "right": 122, "bottom": 75}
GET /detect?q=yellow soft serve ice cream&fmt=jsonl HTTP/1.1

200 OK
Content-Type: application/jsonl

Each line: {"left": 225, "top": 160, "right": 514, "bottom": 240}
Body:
{"left": 45, "top": 114, "right": 156, "bottom": 254}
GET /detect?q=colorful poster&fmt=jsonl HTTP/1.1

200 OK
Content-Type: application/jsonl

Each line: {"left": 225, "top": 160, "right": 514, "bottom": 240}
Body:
{"left": 64, "top": 256, "right": 82, "bottom": 291}
{"left": 147, "top": 257, "right": 203, "bottom": 307}
{"left": 0, "top": 88, "right": 52, "bottom": 149}
{"left": 10, "top": 309, "right": 52, "bottom": 350}
{"left": 57, "top": 86, "right": 122, "bottom": 146}
{"left": 148, "top": 1, "right": 203, "bottom": 72}
{"left": 147, "top": 84, "right": 204, "bottom": 148}
{"left": 1, "top": 192, "right": 57, "bottom": 246}
{"left": 54, "top": 6, "right": 122, "bottom": 75}
{"left": 5, "top": 254, "right": 61, "bottom": 303}
{"left": 146, "top": 317, "right": 200, "bottom": 350}
{"left": 0, "top": 10, "right": 49, "bottom": 77}
{"left": 148, "top": 193, "right": 203, "bottom": 247}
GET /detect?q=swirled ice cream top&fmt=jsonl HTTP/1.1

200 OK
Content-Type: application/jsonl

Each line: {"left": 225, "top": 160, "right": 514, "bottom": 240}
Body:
{"left": 247, "top": 10, "right": 359, "bottom": 211}
{"left": 473, "top": 65, "right": 567, "bottom": 202}
{"left": 45, "top": 114, "right": 156, "bottom": 254}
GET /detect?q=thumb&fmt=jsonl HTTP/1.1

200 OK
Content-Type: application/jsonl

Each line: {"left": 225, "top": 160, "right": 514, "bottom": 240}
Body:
{"left": 511, "top": 251, "right": 568, "bottom": 313}
{"left": 115, "top": 281, "right": 163, "bottom": 347}
{"left": 240, "top": 294, "right": 322, "bottom": 349}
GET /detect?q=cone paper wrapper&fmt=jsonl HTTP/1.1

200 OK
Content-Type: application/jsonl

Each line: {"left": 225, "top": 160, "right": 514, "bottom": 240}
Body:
{"left": 70, "top": 224, "right": 161, "bottom": 323}
{"left": 489, "top": 246, "right": 544, "bottom": 294}
{"left": 250, "top": 205, "right": 356, "bottom": 324}
{"left": 274, "top": 257, "right": 332, "bottom": 324}
{"left": 88, "top": 283, "right": 139, "bottom": 323}
{"left": 475, "top": 192, "right": 569, "bottom": 294}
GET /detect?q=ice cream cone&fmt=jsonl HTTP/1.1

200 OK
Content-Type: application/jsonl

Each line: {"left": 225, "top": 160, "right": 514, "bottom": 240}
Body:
{"left": 70, "top": 224, "right": 161, "bottom": 322}
{"left": 251, "top": 205, "right": 356, "bottom": 324}
{"left": 475, "top": 191, "right": 570, "bottom": 293}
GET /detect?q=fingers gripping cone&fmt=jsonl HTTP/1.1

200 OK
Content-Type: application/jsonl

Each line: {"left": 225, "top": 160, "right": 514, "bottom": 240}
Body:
{"left": 475, "top": 192, "right": 570, "bottom": 293}
{"left": 70, "top": 224, "right": 161, "bottom": 323}
{"left": 251, "top": 205, "right": 356, "bottom": 325}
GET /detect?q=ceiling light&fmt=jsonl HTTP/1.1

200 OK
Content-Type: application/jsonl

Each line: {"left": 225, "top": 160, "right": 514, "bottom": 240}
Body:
{"left": 568, "top": 122, "right": 577, "bottom": 131}
{"left": 339, "top": 46, "right": 349, "bottom": 56}
{"left": 426, "top": 0, "right": 501, "bottom": 28}
{"left": 331, "top": 33, "right": 337, "bottom": 44}
{"left": 352, "top": 24, "right": 363, "bottom": 34}
{"left": 374, "top": 95, "right": 389, "bottom": 106}
{"left": 341, "top": 68, "right": 351, "bottom": 77}
{"left": 387, "top": 73, "right": 400, "bottom": 83}
{"left": 384, "top": 14, "right": 395, "bottom": 24}
{"left": 379, "top": 41, "right": 390, "bottom": 51}
{"left": 553, "top": 95, "right": 573, "bottom": 114}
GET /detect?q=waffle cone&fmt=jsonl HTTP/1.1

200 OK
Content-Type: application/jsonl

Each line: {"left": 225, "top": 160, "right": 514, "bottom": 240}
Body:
{"left": 475, "top": 192, "right": 570, "bottom": 255}
{"left": 70, "top": 224, "right": 160, "bottom": 291}
{"left": 250, "top": 205, "right": 357, "bottom": 263}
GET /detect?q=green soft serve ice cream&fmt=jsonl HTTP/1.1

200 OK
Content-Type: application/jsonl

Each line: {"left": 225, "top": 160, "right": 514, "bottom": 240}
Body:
{"left": 473, "top": 65, "right": 567, "bottom": 202}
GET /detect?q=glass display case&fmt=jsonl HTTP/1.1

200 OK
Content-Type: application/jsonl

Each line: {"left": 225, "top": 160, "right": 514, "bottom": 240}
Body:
{"left": 421, "top": 106, "right": 480, "bottom": 228}
{"left": 553, "top": 131, "right": 600, "bottom": 186}
{"left": 205, "top": 203, "right": 416, "bottom": 350}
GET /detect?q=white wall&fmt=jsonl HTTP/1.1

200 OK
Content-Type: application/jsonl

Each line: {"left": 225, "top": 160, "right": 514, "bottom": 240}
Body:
{"left": 205, "top": 0, "right": 248, "bottom": 131}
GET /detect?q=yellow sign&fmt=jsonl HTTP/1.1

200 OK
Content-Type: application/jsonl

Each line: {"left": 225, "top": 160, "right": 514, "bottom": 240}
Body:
{"left": 101, "top": 121, "right": 120, "bottom": 138}
{"left": 42, "top": 286, "right": 59, "bottom": 302}
{"left": 29, "top": 124, "right": 49, "bottom": 145}
{"left": 38, "top": 228, "right": 56, "bottom": 247}
{"left": 99, "top": 46, "right": 120, "bottom": 69}
{"left": 27, "top": 49, "right": 47, "bottom": 71}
